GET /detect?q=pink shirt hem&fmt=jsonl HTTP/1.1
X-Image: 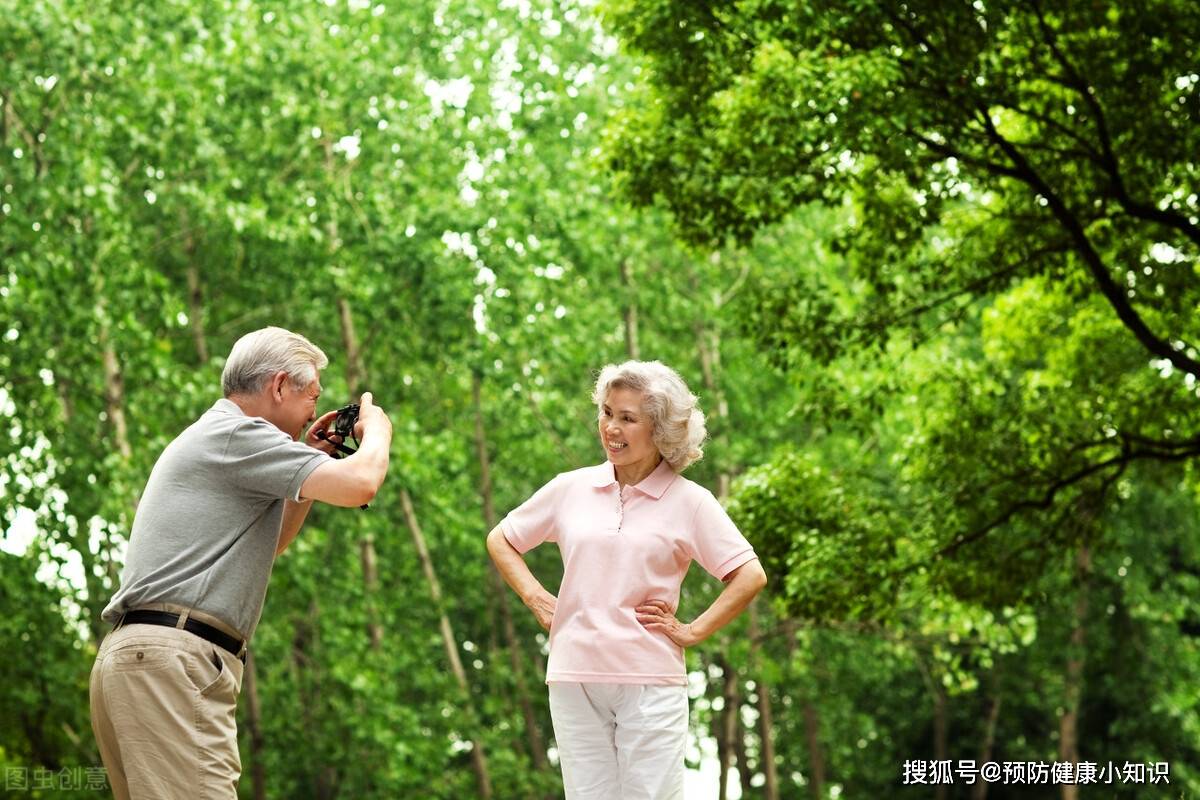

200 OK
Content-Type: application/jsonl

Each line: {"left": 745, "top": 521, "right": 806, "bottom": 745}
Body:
{"left": 547, "top": 671, "right": 688, "bottom": 686}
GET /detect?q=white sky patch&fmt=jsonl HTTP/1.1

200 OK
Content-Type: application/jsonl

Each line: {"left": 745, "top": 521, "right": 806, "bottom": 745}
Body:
{"left": 538, "top": 51, "right": 560, "bottom": 76}
{"left": 441, "top": 230, "right": 480, "bottom": 260}
{"left": 1, "top": 506, "right": 38, "bottom": 556}
{"left": 424, "top": 76, "right": 474, "bottom": 115}
{"left": 459, "top": 147, "right": 486, "bottom": 206}
{"left": 40, "top": 524, "right": 88, "bottom": 600}
{"left": 473, "top": 293, "right": 488, "bottom": 334}
{"left": 443, "top": 231, "right": 498, "bottom": 334}
{"left": 499, "top": 0, "right": 532, "bottom": 18}
{"left": 569, "top": 62, "right": 596, "bottom": 87}
{"left": 1149, "top": 242, "right": 1187, "bottom": 264}
{"left": 4, "top": 503, "right": 118, "bottom": 639}
{"left": 462, "top": 158, "right": 485, "bottom": 182}
{"left": 491, "top": 36, "right": 524, "bottom": 132}
{"left": 333, "top": 133, "right": 361, "bottom": 160}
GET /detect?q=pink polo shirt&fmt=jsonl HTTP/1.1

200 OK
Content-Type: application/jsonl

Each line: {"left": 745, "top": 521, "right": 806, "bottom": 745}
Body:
{"left": 502, "top": 460, "right": 758, "bottom": 685}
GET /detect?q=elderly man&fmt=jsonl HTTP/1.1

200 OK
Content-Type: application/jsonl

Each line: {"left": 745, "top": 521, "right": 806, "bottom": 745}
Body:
{"left": 90, "top": 326, "right": 392, "bottom": 800}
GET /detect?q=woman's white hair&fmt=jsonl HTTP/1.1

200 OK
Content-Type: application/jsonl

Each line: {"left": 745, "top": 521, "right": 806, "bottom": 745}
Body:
{"left": 221, "top": 327, "right": 328, "bottom": 397}
{"left": 592, "top": 360, "right": 707, "bottom": 472}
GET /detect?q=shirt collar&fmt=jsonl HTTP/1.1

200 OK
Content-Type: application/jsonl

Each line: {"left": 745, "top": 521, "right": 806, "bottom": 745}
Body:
{"left": 589, "top": 459, "right": 678, "bottom": 499}
{"left": 213, "top": 398, "right": 246, "bottom": 416}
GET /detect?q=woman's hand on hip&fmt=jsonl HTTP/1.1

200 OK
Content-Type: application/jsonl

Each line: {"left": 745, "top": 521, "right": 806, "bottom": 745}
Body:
{"left": 525, "top": 589, "right": 557, "bottom": 631}
{"left": 636, "top": 599, "right": 701, "bottom": 647}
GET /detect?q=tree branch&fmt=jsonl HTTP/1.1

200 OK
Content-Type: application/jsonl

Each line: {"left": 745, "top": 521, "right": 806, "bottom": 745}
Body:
{"left": 1029, "top": 0, "right": 1200, "bottom": 248}
{"left": 937, "top": 438, "right": 1200, "bottom": 559}
{"left": 977, "top": 108, "right": 1200, "bottom": 378}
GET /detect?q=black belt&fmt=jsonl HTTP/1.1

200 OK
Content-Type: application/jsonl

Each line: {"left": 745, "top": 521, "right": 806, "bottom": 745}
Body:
{"left": 118, "top": 610, "right": 247, "bottom": 663}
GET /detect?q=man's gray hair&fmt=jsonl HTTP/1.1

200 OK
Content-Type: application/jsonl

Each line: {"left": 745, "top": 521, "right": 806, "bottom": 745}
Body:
{"left": 592, "top": 360, "right": 707, "bottom": 472}
{"left": 221, "top": 327, "right": 329, "bottom": 397}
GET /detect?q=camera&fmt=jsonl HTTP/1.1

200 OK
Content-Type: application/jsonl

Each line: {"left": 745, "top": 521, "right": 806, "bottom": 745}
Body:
{"left": 332, "top": 403, "right": 360, "bottom": 442}
{"left": 316, "top": 401, "right": 370, "bottom": 510}
{"left": 317, "top": 402, "right": 361, "bottom": 459}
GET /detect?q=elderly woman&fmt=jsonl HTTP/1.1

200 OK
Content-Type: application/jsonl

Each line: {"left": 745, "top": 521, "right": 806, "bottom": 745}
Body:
{"left": 487, "top": 360, "right": 767, "bottom": 799}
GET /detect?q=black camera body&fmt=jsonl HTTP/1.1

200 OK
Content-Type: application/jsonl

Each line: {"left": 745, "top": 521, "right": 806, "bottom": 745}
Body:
{"left": 317, "top": 402, "right": 362, "bottom": 459}
{"left": 332, "top": 403, "right": 360, "bottom": 441}
{"left": 316, "top": 401, "right": 370, "bottom": 510}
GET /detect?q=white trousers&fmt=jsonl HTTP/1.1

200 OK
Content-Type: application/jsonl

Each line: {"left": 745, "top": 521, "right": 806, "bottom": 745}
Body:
{"left": 548, "top": 682, "right": 688, "bottom": 800}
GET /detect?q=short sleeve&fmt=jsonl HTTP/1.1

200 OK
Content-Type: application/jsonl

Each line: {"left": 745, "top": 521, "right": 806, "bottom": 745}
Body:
{"left": 688, "top": 490, "right": 758, "bottom": 580}
{"left": 221, "top": 419, "right": 334, "bottom": 501}
{"left": 501, "top": 473, "right": 566, "bottom": 554}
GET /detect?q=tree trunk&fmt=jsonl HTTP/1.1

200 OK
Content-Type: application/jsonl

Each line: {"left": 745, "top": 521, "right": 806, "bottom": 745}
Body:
{"left": 292, "top": 598, "right": 337, "bottom": 800}
{"left": 95, "top": 300, "right": 135, "bottom": 638}
{"left": 786, "top": 633, "right": 827, "bottom": 800}
{"left": 473, "top": 373, "right": 549, "bottom": 779}
{"left": 400, "top": 488, "right": 493, "bottom": 799}
{"left": 337, "top": 297, "right": 366, "bottom": 398}
{"left": 915, "top": 653, "right": 949, "bottom": 800}
{"left": 749, "top": 604, "right": 780, "bottom": 800}
{"left": 733, "top": 711, "right": 753, "bottom": 799}
{"left": 336, "top": 297, "right": 383, "bottom": 650}
{"left": 690, "top": 269, "right": 730, "bottom": 501}
{"left": 972, "top": 683, "right": 1002, "bottom": 800}
{"left": 242, "top": 651, "right": 268, "bottom": 800}
{"left": 802, "top": 698, "right": 826, "bottom": 800}
{"left": 185, "top": 265, "right": 208, "bottom": 363}
{"left": 1059, "top": 544, "right": 1091, "bottom": 800}
{"left": 179, "top": 209, "right": 208, "bottom": 364}
{"left": 933, "top": 682, "right": 948, "bottom": 800}
{"left": 620, "top": 259, "right": 639, "bottom": 360}
{"left": 712, "top": 692, "right": 728, "bottom": 800}
{"left": 714, "top": 655, "right": 739, "bottom": 800}
{"left": 359, "top": 530, "right": 383, "bottom": 649}
{"left": 99, "top": 320, "right": 131, "bottom": 462}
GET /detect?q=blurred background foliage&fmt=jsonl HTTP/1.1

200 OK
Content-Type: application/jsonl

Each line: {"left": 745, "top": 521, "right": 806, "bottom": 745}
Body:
{"left": 2, "top": 0, "right": 1198, "bottom": 797}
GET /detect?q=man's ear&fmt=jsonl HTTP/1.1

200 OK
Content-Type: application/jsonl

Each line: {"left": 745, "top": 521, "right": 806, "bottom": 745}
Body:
{"left": 269, "top": 371, "right": 289, "bottom": 402}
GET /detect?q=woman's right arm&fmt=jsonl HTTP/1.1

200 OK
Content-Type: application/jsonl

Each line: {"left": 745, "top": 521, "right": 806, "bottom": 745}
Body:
{"left": 486, "top": 525, "right": 557, "bottom": 630}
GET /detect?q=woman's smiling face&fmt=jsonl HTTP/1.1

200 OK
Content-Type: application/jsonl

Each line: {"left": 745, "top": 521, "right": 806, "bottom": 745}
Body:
{"left": 598, "top": 387, "right": 660, "bottom": 474}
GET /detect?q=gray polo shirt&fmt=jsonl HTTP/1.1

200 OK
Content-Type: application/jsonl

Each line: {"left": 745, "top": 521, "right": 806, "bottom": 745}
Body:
{"left": 102, "top": 399, "right": 332, "bottom": 640}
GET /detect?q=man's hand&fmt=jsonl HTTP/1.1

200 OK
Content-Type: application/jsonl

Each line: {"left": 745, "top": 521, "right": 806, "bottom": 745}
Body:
{"left": 298, "top": 391, "right": 393, "bottom": 508}
{"left": 304, "top": 409, "right": 343, "bottom": 455}
{"left": 636, "top": 599, "right": 702, "bottom": 647}
{"left": 354, "top": 391, "right": 392, "bottom": 441}
{"left": 525, "top": 589, "right": 557, "bottom": 632}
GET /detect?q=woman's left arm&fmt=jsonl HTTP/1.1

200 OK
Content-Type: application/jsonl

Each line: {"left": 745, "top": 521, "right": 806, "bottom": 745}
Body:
{"left": 636, "top": 559, "right": 768, "bottom": 647}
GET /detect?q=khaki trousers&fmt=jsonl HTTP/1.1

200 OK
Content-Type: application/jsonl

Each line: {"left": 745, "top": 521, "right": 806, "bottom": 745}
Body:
{"left": 90, "top": 623, "right": 244, "bottom": 800}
